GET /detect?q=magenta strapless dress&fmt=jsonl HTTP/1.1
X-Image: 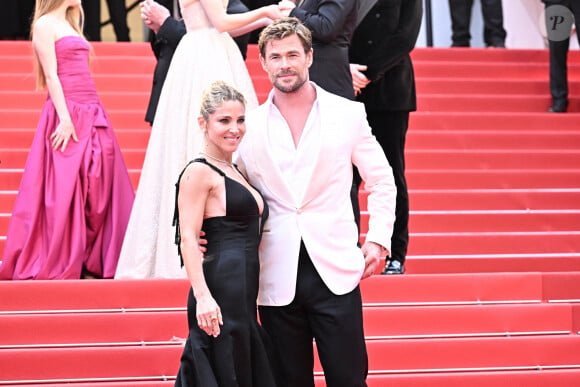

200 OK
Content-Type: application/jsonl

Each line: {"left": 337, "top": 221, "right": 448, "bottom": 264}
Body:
{"left": 0, "top": 36, "right": 135, "bottom": 280}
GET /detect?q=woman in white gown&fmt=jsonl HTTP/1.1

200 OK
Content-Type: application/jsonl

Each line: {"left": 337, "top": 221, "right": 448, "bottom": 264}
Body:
{"left": 115, "top": 0, "right": 280, "bottom": 278}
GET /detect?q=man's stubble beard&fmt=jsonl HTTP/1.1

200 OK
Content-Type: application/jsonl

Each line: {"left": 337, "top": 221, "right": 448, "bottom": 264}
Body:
{"left": 272, "top": 73, "right": 308, "bottom": 94}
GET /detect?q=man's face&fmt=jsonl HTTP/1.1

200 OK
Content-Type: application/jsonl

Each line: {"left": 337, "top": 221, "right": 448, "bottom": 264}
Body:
{"left": 260, "top": 34, "right": 313, "bottom": 94}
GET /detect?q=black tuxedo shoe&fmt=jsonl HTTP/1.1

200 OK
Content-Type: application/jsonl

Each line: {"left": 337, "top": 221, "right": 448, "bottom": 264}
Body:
{"left": 548, "top": 100, "right": 568, "bottom": 113}
{"left": 381, "top": 259, "right": 405, "bottom": 275}
{"left": 487, "top": 42, "right": 505, "bottom": 48}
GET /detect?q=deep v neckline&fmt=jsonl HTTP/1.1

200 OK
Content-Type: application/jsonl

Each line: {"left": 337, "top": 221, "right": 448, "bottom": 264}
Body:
{"left": 223, "top": 175, "right": 264, "bottom": 217}
{"left": 197, "top": 158, "right": 265, "bottom": 217}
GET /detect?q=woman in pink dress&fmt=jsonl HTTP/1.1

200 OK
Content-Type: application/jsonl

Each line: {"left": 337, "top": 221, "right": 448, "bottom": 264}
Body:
{"left": 0, "top": 0, "right": 134, "bottom": 279}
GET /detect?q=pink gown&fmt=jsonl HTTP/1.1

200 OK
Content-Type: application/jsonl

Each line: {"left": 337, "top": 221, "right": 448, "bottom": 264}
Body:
{"left": 0, "top": 36, "right": 135, "bottom": 280}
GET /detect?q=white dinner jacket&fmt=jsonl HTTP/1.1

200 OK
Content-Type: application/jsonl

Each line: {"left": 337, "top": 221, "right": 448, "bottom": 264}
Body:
{"left": 237, "top": 84, "right": 396, "bottom": 306}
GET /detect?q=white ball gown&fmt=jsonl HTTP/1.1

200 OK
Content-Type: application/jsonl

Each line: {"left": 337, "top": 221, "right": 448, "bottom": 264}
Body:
{"left": 115, "top": 0, "right": 258, "bottom": 278}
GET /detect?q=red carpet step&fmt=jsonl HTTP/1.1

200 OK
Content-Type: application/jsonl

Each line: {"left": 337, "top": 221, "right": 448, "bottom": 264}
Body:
{"left": 0, "top": 277, "right": 578, "bottom": 386}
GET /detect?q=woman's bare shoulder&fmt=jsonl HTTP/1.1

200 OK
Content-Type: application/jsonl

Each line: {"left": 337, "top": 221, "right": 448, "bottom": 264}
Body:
{"left": 179, "top": 160, "right": 220, "bottom": 189}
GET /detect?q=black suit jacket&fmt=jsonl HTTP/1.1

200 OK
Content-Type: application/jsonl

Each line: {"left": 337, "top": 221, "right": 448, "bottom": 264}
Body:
{"left": 349, "top": 0, "right": 422, "bottom": 112}
{"left": 291, "top": 0, "right": 359, "bottom": 100}
{"left": 145, "top": 17, "right": 186, "bottom": 124}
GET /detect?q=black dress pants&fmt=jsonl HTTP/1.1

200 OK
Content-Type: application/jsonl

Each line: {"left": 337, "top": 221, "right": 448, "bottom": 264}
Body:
{"left": 0, "top": 0, "right": 34, "bottom": 39}
{"left": 546, "top": 1, "right": 580, "bottom": 107}
{"left": 449, "top": 0, "right": 506, "bottom": 47}
{"left": 258, "top": 242, "right": 368, "bottom": 387}
{"left": 82, "top": 0, "right": 101, "bottom": 41}
{"left": 366, "top": 110, "right": 410, "bottom": 264}
{"left": 82, "top": 0, "right": 130, "bottom": 41}
{"left": 106, "top": 0, "right": 130, "bottom": 41}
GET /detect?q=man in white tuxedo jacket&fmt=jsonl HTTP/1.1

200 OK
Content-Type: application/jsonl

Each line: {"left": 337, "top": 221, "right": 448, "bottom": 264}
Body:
{"left": 236, "top": 18, "right": 397, "bottom": 387}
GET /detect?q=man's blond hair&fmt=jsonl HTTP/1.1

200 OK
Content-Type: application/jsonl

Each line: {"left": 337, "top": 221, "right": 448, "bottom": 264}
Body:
{"left": 258, "top": 17, "right": 313, "bottom": 57}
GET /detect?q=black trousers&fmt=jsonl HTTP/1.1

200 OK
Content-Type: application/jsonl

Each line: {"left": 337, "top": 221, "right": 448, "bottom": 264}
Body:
{"left": 258, "top": 242, "right": 368, "bottom": 387}
{"left": 0, "top": 0, "right": 34, "bottom": 39}
{"left": 546, "top": 1, "right": 580, "bottom": 106}
{"left": 448, "top": 0, "right": 506, "bottom": 47}
{"left": 106, "top": 0, "right": 130, "bottom": 41}
{"left": 82, "top": 0, "right": 130, "bottom": 41}
{"left": 82, "top": 0, "right": 101, "bottom": 41}
{"left": 366, "top": 110, "right": 410, "bottom": 264}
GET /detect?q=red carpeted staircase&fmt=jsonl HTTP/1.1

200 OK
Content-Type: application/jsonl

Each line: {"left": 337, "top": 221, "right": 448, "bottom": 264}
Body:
{"left": 0, "top": 42, "right": 579, "bottom": 386}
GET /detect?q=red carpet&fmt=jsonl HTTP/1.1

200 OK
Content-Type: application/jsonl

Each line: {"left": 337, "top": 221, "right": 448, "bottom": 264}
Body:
{"left": 0, "top": 41, "right": 579, "bottom": 385}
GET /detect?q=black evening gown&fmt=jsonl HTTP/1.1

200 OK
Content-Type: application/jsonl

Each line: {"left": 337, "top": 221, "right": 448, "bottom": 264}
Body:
{"left": 174, "top": 158, "right": 276, "bottom": 387}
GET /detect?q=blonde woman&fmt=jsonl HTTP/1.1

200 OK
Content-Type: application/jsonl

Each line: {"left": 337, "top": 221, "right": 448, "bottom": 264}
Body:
{"left": 0, "top": 0, "right": 134, "bottom": 279}
{"left": 173, "top": 81, "right": 276, "bottom": 386}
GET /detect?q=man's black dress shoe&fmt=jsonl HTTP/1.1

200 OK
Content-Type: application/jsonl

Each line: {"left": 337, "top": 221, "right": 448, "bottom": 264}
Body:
{"left": 548, "top": 100, "right": 568, "bottom": 113}
{"left": 381, "top": 260, "right": 405, "bottom": 275}
{"left": 487, "top": 42, "right": 505, "bottom": 48}
{"left": 548, "top": 105, "right": 567, "bottom": 113}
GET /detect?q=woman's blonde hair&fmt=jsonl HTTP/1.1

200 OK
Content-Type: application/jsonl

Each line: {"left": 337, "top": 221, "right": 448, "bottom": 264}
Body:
{"left": 31, "top": 0, "right": 86, "bottom": 90}
{"left": 199, "top": 81, "right": 246, "bottom": 121}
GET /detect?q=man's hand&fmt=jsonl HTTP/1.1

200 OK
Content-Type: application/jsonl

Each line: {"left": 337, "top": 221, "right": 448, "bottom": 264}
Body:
{"left": 141, "top": 0, "right": 171, "bottom": 34}
{"left": 360, "top": 241, "right": 387, "bottom": 279}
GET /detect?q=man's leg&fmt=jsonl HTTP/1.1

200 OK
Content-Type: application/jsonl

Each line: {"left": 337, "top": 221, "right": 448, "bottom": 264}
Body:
{"left": 82, "top": 0, "right": 102, "bottom": 41}
{"left": 105, "top": 0, "right": 130, "bottom": 41}
{"left": 367, "top": 111, "right": 410, "bottom": 274}
{"left": 259, "top": 302, "right": 315, "bottom": 387}
{"left": 548, "top": 37, "right": 570, "bottom": 112}
{"left": 258, "top": 243, "right": 317, "bottom": 387}
{"left": 310, "top": 285, "right": 368, "bottom": 387}
{"left": 480, "top": 0, "right": 506, "bottom": 47}
{"left": 259, "top": 242, "right": 368, "bottom": 387}
{"left": 300, "top": 242, "right": 367, "bottom": 387}
{"left": 448, "top": 0, "right": 474, "bottom": 46}
{"left": 17, "top": 0, "right": 35, "bottom": 39}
